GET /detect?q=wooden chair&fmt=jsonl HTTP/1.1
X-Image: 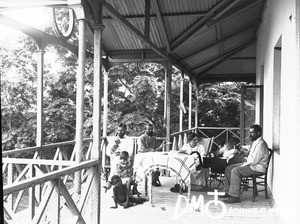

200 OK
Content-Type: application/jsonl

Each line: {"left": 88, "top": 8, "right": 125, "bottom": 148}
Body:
{"left": 242, "top": 148, "right": 273, "bottom": 202}
{"left": 205, "top": 151, "right": 226, "bottom": 189}
{"left": 198, "top": 137, "right": 214, "bottom": 155}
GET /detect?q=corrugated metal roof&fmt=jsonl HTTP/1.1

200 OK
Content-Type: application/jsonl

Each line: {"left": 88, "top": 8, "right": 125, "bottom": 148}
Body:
{"left": 0, "top": 0, "right": 266, "bottom": 83}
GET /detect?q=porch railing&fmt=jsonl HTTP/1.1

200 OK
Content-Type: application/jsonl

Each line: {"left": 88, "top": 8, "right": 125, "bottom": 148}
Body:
{"left": 170, "top": 127, "right": 242, "bottom": 151}
{"left": 2, "top": 138, "right": 103, "bottom": 224}
{"left": 2, "top": 126, "right": 242, "bottom": 223}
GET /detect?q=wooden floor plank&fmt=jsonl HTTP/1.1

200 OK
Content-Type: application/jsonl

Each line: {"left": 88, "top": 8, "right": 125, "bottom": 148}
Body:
{"left": 100, "top": 176, "right": 280, "bottom": 224}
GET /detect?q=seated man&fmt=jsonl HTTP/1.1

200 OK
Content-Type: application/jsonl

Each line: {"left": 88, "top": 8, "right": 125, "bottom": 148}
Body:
{"left": 105, "top": 123, "right": 133, "bottom": 188}
{"left": 137, "top": 123, "right": 165, "bottom": 153}
{"left": 219, "top": 124, "right": 269, "bottom": 203}
{"left": 137, "top": 123, "right": 165, "bottom": 186}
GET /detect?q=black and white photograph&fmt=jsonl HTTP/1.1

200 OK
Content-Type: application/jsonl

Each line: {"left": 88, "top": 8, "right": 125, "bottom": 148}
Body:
{"left": 1, "top": 0, "right": 300, "bottom": 224}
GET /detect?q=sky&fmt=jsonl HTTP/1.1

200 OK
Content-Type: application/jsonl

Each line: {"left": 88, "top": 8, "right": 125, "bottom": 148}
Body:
{"left": 0, "top": 7, "right": 51, "bottom": 42}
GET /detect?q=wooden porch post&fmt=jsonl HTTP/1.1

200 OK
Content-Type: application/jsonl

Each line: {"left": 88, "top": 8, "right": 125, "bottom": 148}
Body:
{"left": 103, "top": 69, "right": 108, "bottom": 137}
{"left": 164, "top": 76, "right": 167, "bottom": 126}
{"left": 29, "top": 46, "right": 44, "bottom": 219}
{"left": 74, "top": 18, "right": 86, "bottom": 194}
{"left": 195, "top": 83, "right": 198, "bottom": 129}
{"left": 240, "top": 86, "right": 245, "bottom": 145}
{"left": 36, "top": 48, "right": 44, "bottom": 148}
{"left": 102, "top": 69, "right": 108, "bottom": 174}
{"left": 179, "top": 72, "right": 184, "bottom": 132}
{"left": 189, "top": 79, "right": 192, "bottom": 129}
{"left": 91, "top": 23, "right": 104, "bottom": 224}
{"left": 165, "top": 62, "right": 172, "bottom": 151}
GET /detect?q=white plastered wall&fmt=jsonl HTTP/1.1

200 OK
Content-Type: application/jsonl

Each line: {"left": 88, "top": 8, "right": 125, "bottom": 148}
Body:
{"left": 256, "top": 0, "right": 300, "bottom": 223}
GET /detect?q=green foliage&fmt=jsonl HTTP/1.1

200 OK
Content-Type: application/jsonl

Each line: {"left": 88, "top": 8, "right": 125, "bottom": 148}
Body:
{"left": 1, "top": 33, "right": 245, "bottom": 151}
{"left": 196, "top": 83, "right": 241, "bottom": 127}
{"left": 1, "top": 35, "right": 38, "bottom": 150}
{"left": 107, "top": 63, "right": 166, "bottom": 136}
{"left": 1, "top": 34, "right": 93, "bottom": 150}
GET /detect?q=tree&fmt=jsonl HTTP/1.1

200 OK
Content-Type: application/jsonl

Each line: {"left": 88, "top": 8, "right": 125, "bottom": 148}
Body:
{"left": 1, "top": 32, "right": 246, "bottom": 151}
{"left": 106, "top": 62, "right": 166, "bottom": 136}
{"left": 196, "top": 82, "right": 242, "bottom": 127}
{"left": 1, "top": 34, "right": 38, "bottom": 150}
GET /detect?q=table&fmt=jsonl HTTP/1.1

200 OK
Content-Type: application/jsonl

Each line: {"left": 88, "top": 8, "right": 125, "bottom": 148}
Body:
{"left": 133, "top": 152, "right": 199, "bottom": 204}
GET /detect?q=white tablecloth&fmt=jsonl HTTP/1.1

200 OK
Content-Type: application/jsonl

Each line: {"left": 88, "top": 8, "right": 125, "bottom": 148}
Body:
{"left": 133, "top": 152, "right": 199, "bottom": 184}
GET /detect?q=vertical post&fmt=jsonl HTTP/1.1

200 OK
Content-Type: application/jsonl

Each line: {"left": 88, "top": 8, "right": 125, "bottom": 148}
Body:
{"left": 165, "top": 62, "right": 172, "bottom": 151}
{"left": 91, "top": 22, "right": 105, "bottom": 223}
{"left": 195, "top": 84, "right": 198, "bottom": 129}
{"left": 179, "top": 72, "right": 184, "bottom": 132}
{"left": 30, "top": 46, "right": 44, "bottom": 219}
{"left": 164, "top": 75, "right": 167, "bottom": 126}
{"left": 102, "top": 69, "right": 108, "bottom": 171}
{"left": 29, "top": 164, "right": 35, "bottom": 220}
{"left": 103, "top": 70, "right": 108, "bottom": 137}
{"left": 7, "top": 163, "right": 13, "bottom": 210}
{"left": 36, "top": 48, "right": 44, "bottom": 148}
{"left": 240, "top": 86, "right": 245, "bottom": 145}
{"left": 189, "top": 79, "right": 192, "bottom": 129}
{"left": 74, "top": 18, "right": 87, "bottom": 194}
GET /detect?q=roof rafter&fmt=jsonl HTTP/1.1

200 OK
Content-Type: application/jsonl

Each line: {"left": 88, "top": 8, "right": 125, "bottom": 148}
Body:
{"left": 144, "top": 0, "right": 151, "bottom": 39}
{"left": 196, "top": 39, "right": 256, "bottom": 78}
{"left": 182, "top": 18, "right": 260, "bottom": 59}
{"left": 103, "top": 11, "right": 212, "bottom": 21}
{"left": 208, "top": 0, "right": 260, "bottom": 27}
{"left": 103, "top": 1, "right": 195, "bottom": 80}
{"left": 198, "top": 74, "right": 256, "bottom": 83}
{"left": 151, "top": 0, "right": 171, "bottom": 53}
{"left": 170, "top": 0, "right": 239, "bottom": 52}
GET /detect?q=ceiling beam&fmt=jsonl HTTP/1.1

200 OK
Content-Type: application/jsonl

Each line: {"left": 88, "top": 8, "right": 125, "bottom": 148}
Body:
{"left": 192, "top": 53, "right": 222, "bottom": 71}
{"left": 210, "top": 0, "right": 242, "bottom": 21}
{"left": 215, "top": 23, "right": 223, "bottom": 60}
{"left": 198, "top": 74, "right": 256, "bottom": 83}
{"left": 106, "top": 49, "right": 160, "bottom": 59}
{"left": 170, "top": 0, "right": 238, "bottom": 52}
{"left": 103, "top": 11, "right": 212, "bottom": 21}
{"left": 151, "top": 0, "right": 171, "bottom": 53}
{"left": 103, "top": 1, "right": 168, "bottom": 60}
{"left": 103, "top": 1, "right": 196, "bottom": 80}
{"left": 230, "top": 57, "right": 256, "bottom": 60}
{"left": 196, "top": 39, "right": 256, "bottom": 78}
{"left": 208, "top": 0, "right": 260, "bottom": 27}
{"left": 182, "top": 18, "right": 260, "bottom": 59}
{"left": 144, "top": 0, "right": 151, "bottom": 39}
{"left": 106, "top": 57, "right": 167, "bottom": 66}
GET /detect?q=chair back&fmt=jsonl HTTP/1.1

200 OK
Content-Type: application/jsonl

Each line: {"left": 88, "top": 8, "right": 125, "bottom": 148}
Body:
{"left": 265, "top": 148, "right": 273, "bottom": 174}
{"left": 198, "top": 137, "right": 214, "bottom": 155}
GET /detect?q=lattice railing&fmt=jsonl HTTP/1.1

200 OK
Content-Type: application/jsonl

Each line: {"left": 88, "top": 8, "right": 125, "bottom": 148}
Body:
{"left": 2, "top": 138, "right": 104, "bottom": 224}
{"left": 170, "top": 127, "right": 242, "bottom": 151}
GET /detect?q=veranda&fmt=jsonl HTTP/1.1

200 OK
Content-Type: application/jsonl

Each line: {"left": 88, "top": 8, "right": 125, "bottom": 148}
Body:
{"left": 3, "top": 0, "right": 300, "bottom": 224}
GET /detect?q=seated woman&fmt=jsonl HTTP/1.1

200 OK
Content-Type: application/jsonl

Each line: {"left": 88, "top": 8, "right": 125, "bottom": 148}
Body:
{"left": 218, "top": 140, "right": 236, "bottom": 160}
{"left": 178, "top": 132, "right": 209, "bottom": 190}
